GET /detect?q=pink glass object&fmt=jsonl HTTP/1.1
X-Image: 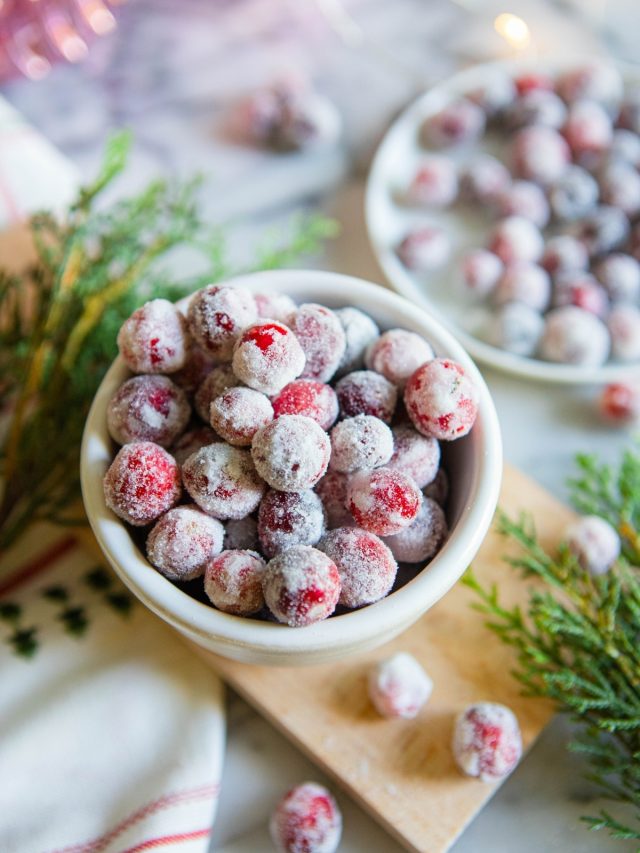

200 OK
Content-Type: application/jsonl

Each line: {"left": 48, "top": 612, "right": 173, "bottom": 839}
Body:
{"left": 0, "top": 0, "right": 124, "bottom": 81}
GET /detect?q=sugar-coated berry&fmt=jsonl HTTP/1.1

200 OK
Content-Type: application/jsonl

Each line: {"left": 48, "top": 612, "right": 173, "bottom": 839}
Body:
{"left": 117, "top": 298, "right": 189, "bottom": 374}
{"left": 194, "top": 364, "right": 239, "bottom": 422}
{"left": 290, "top": 304, "right": 346, "bottom": 384}
{"left": 512, "top": 125, "right": 569, "bottom": 184}
{"left": 484, "top": 302, "right": 544, "bottom": 357}
{"left": 607, "top": 305, "right": 640, "bottom": 362}
{"left": 269, "top": 782, "right": 342, "bottom": 853}
{"left": 107, "top": 375, "right": 190, "bottom": 447}
{"left": 204, "top": 550, "right": 266, "bottom": 615}
{"left": 346, "top": 468, "right": 422, "bottom": 536}
{"left": 459, "top": 155, "right": 511, "bottom": 205}
{"left": 541, "top": 235, "right": 589, "bottom": 276}
{"left": 594, "top": 253, "right": 640, "bottom": 303}
{"left": 187, "top": 285, "right": 257, "bottom": 360}
{"left": 423, "top": 467, "right": 449, "bottom": 506}
{"left": 172, "top": 426, "right": 218, "bottom": 466}
{"left": 146, "top": 505, "right": 224, "bottom": 582}
{"left": 368, "top": 652, "right": 433, "bottom": 719}
{"left": 452, "top": 702, "right": 522, "bottom": 782}
{"left": 548, "top": 165, "right": 599, "bottom": 222}
{"left": 618, "top": 87, "right": 640, "bottom": 134}
{"left": 404, "top": 358, "right": 479, "bottom": 441}
{"left": 365, "top": 329, "right": 435, "bottom": 390}
{"left": 505, "top": 89, "right": 567, "bottom": 130}
{"left": 225, "top": 516, "right": 259, "bottom": 551}
{"left": 251, "top": 415, "right": 330, "bottom": 492}
{"left": 421, "top": 98, "right": 485, "bottom": 148}
{"left": 598, "top": 382, "right": 640, "bottom": 424}
{"left": 318, "top": 526, "right": 397, "bottom": 608}
{"left": 172, "top": 344, "right": 214, "bottom": 394}
{"left": 272, "top": 380, "right": 339, "bottom": 431}
{"left": 575, "top": 205, "right": 630, "bottom": 257}
{"left": 182, "top": 443, "right": 265, "bottom": 519}
{"left": 497, "top": 181, "right": 549, "bottom": 228}
{"left": 489, "top": 216, "right": 544, "bottom": 265}
{"left": 210, "top": 386, "right": 274, "bottom": 446}
{"left": 103, "top": 441, "right": 181, "bottom": 527}
{"left": 329, "top": 415, "right": 393, "bottom": 474}
{"left": 494, "top": 262, "right": 550, "bottom": 312}
{"left": 335, "top": 370, "right": 398, "bottom": 423}
{"left": 254, "top": 291, "right": 297, "bottom": 325}
{"left": 556, "top": 62, "right": 622, "bottom": 109}
{"left": 608, "top": 129, "right": 640, "bottom": 167}
{"left": 258, "top": 489, "right": 326, "bottom": 557}
{"left": 599, "top": 162, "right": 640, "bottom": 217}
{"left": 468, "top": 70, "right": 515, "bottom": 117}
{"left": 262, "top": 546, "right": 341, "bottom": 627}
{"left": 314, "top": 470, "right": 353, "bottom": 529}
{"left": 397, "top": 226, "right": 451, "bottom": 271}
{"left": 461, "top": 249, "right": 503, "bottom": 298}
{"left": 334, "top": 307, "right": 380, "bottom": 377}
{"left": 387, "top": 425, "right": 440, "bottom": 489}
{"left": 565, "top": 515, "right": 621, "bottom": 575}
{"left": 563, "top": 100, "right": 612, "bottom": 160}
{"left": 232, "top": 321, "right": 306, "bottom": 395}
{"left": 407, "top": 156, "right": 458, "bottom": 207}
{"left": 514, "top": 71, "right": 554, "bottom": 96}
{"left": 384, "top": 497, "right": 447, "bottom": 563}
{"left": 552, "top": 272, "right": 609, "bottom": 317}
{"left": 539, "top": 306, "right": 610, "bottom": 366}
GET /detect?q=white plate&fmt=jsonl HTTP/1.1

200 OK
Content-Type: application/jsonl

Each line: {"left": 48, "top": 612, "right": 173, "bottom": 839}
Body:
{"left": 366, "top": 57, "right": 640, "bottom": 384}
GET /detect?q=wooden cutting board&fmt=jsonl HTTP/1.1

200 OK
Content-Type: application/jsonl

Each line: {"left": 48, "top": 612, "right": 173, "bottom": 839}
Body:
{"left": 194, "top": 465, "right": 571, "bottom": 853}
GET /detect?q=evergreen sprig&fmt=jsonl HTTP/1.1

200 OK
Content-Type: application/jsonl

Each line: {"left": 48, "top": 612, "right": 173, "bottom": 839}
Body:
{"left": 0, "top": 132, "right": 337, "bottom": 552}
{"left": 465, "top": 443, "right": 640, "bottom": 844}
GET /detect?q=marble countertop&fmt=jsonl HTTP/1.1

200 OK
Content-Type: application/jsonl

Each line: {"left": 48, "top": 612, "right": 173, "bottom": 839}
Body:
{"left": 4, "top": 1, "right": 638, "bottom": 850}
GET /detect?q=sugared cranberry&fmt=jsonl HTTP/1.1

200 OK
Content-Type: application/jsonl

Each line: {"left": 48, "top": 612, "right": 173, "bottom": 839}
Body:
{"left": 368, "top": 652, "right": 433, "bottom": 719}
{"left": 107, "top": 375, "right": 190, "bottom": 447}
{"left": 387, "top": 425, "right": 440, "bottom": 489}
{"left": 468, "top": 70, "right": 515, "bottom": 117}
{"left": 594, "top": 253, "right": 640, "bottom": 303}
{"left": 406, "top": 155, "right": 458, "bottom": 207}
{"left": 329, "top": 415, "right": 393, "bottom": 474}
{"left": 452, "top": 702, "right": 522, "bottom": 782}
{"left": 290, "top": 304, "right": 346, "bottom": 383}
{"left": 599, "top": 162, "right": 640, "bottom": 217}
{"left": 204, "top": 550, "right": 266, "bottom": 615}
{"left": 384, "top": 496, "right": 448, "bottom": 563}
{"left": 512, "top": 125, "right": 569, "bottom": 184}
{"left": 599, "top": 381, "right": 640, "bottom": 425}
{"left": 187, "top": 285, "right": 257, "bottom": 360}
{"left": 563, "top": 100, "right": 613, "bottom": 161}
{"left": 496, "top": 180, "right": 549, "bottom": 227}
{"left": 565, "top": 515, "right": 620, "bottom": 575}
{"left": 314, "top": 471, "right": 353, "bottom": 529}
{"left": 505, "top": 89, "right": 566, "bottom": 130}
{"left": 335, "top": 370, "right": 397, "bottom": 423}
{"left": 552, "top": 272, "right": 609, "bottom": 317}
{"left": 397, "top": 226, "right": 451, "bottom": 271}
{"left": 254, "top": 291, "right": 297, "bottom": 324}
{"left": 539, "top": 306, "right": 610, "bottom": 366}
{"left": 365, "top": 328, "right": 435, "bottom": 390}
{"left": 258, "top": 489, "right": 326, "bottom": 557}
{"left": 146, "top": 505, "right": 224, "bottom": 582}
{"left": 262, "top": 546, "right": 341, "bottom": 627}
{"left": 404, "top": 358, "right": 479, "bottom": 441}
{"left": 346, "top": 468, "right": 422, "bottom": 536}
{"left": 461, "top": 249, "right": 503, "bottom": 298}
{"left": 334, "top": 307, "right": 380, "bottom": 378}
{"left": 484, "top": 302, "right": 544, "bottom": 358}
{"left": 182, "top": 443, "right": 265, "bottom": 519}
{"left": 541, "top": 235, "right": 589, "bottom": 276}
{"left": 514, "top": 71, "right": 553, "bottom": 96}
{"left": 210, "top": 386, "right": 274, "bottom": 446}
{"left": 272, "top": 379, "right": 339, "bottom": 431}
{"left": 421, "top": 98, "right": 485, "bottom": 148}
{"left": 232, "top": 321, "right": 306, "bottom": 395}
{"left": 117, "top": 298, "right": 189, "bottom": 374}
{"left": 489, "top": 216, "right": 544, "bottom": 265}
{"left": 574, "top": 205, "right": 630, "bottom": 257}
{"left": 548, "top": 165, "right": 599, "bottom": 222}
{"left": 318, "top": 526, "right": 397, "bottom": 608}
{"left": 459, "top": 154, "right": 511, "bottom": 205}
{"left": 194, "top": 364, "right": 239, "bottom": 422}
{"left": 269, "top": 782, "right": 342, "bottom": 853}
{"left": 608, "top": 304, "right": 640, "bottom": 362}
{"left": 251, "top": 415, "right": 330, "bottom": 491}
{"left": 556, "top": 62, "right": 622, "bottom": 109}
{"left": 494, "top": 262, "right": 550, "bottom": 312}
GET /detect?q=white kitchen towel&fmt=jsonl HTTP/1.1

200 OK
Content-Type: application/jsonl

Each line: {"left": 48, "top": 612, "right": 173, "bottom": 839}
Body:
{"left": 0, "top": 523, "right": 225, "bottom": 853}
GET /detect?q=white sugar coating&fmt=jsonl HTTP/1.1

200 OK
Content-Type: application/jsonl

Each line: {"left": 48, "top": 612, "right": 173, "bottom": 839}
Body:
{"left": 423, "top": 467, "right": 449, "bottom": 506}
{"left": 484, "top": 301, "right": 545, "bottom": 357}
{"left": 421, "top": 99, "right": 485, "bottom": 148}
{"left": 365, "top": 329, "right": 435, "bottom": 390}
{"left": 172, "top": 426, "right": 219, "bottom": 467}
{"left": 542, "top": 235, "right": 589, "bottom": 276}
{"left": 452, "top": 702, "right": 522, "bottom": 782}
{"left": 489, "top": 216, "right": 544, "bottom": 265}
{"left": 397, "top": 227, "right": 451, "bottom": 271}
{"left": 461, "top": 249, "right": 503, "bottom": 298}
{"left": 334, "top": 307, "right": 380, "bottom": 377}
{"left": 406, "top": 155, "right": 458, "bottom": 207}
{"left": 204, "top": 549, "right": 266, "bottom": 615}
{"left": 459, "top": 154, "right": 511, "bottom": 204}
{"left": 317, "top": 526, "right": 397, "bottom": 608}
{"left": 468, "top": 69, "right": 515, "bottom": 116}
{"left": 368, "top": 652, "right": 433, "bottom": 719}
{"left": 107, "top": 375, "right": 191, "bottom": 447}
{"left": 594, "top": 253, "right": 640, "bottom": 303}
{"left": 252, "top": 415, "right": 330, "bottom": 492}
{"left": 404, "top": 359, "right": 479, "bottom": 441}
{"left": 258, "top": 488, "right": 326, "bottom": 557}
{"left": 224, "top": 516, "right": 259, "bottom": 551}
{"left": 540, "top": 306, "right": 610, "bottom": 366}
{"left": 262, "top": 546, "right": 341, "bottom": 627}
{"left": 557, "top": 62, "right": 623, "bottom": 108}
{"left": 187, "top": 284, "right": 258, "bottom": 360}
{"left": 564, "top": 99, "right": 613, "bottom": 157}
{"left": 254, "top": 291, "right": 297, "bottom": 324}
{"left": 103, "top": 441, "right": 182, "bottom": 527}
{"left": 270, "top": 782, "right": 342, "bottom": 853}
{"left": 146, "top": 504, "right": 224, "bottom": 582}
{"left": 171, "top": 344, "right": 215, "bottom": 394}
{"left": 232, "top": 321, "right": 306, "bottom": 395}
{"left": 599, "top": 162, "right": 640, "bottom": 217}
{"left": 210, "top": 386, "right": 274, "bottom": 446}
{"left": 608, "top": 305, "right": 640, "bottom": 362}
{"left": 497, "top": 180, "right": 550, "bottom": 228}
{"left": 117, "top": 298, "right": 189, "bottom": 374}
{"left": 194, "top": 364, "right": 239, "bottom": 421}
{"left": 383, "top": 497, "right": 448, "bottom": 563}
{"left": 291, "top": 303, "right": 346, "bottom": 383}
{"left": 493, "top": 262, "right": 550, "bottom": 312}
{"left": 347, "top": 468, "right": 422, "bottom": 536}
{"left": 182, "top": 443, "right": 265, "bottom": 519}
{"left": 512, "top": 125, "right": 569, "bottom": 184}
{"left": 329, "top": 415, "right": 393, "bottom": 474}
{"left": 314, "top": 470, "right": 353, "bottom": 529}
{"left": 271, "top": 380, "right": 339, "bottom": 430}
{"left": 335, "top": 370, "right": 398, "bottom": 423}
{"left": 566, "top": 515, "right": 621, "bottom": 575}
{"left": 387, "top": 426, "right": 440, "bottom": 490}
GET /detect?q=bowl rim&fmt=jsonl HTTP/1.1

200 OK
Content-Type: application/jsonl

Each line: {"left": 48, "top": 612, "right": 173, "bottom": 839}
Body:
{"left": 365, "top": 54, "right": 640, "bottom": 386}
{"left": 81, "top": 269, "right": 502, "bottom": 657}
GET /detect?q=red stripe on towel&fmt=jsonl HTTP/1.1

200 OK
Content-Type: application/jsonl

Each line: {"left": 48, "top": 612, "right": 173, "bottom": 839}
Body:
{"left": 122, "top": 828, "right": 211, "bottom": 852}
{"left": 0, "top": 536, "right": 78, "bottom": 597}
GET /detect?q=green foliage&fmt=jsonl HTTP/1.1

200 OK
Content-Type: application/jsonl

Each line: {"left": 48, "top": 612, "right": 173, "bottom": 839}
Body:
{"left": 465, "top": 443, "right": 640, "bottom": 843}
{"left": 0, "top": 132, "right": 337, "bottom": 551}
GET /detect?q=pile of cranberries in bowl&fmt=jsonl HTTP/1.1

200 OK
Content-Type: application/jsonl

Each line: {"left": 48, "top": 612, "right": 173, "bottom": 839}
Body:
{"left": 102, "top": 283, "right": 479, "bottom": 629}
{"left": 399, "top": 61, "right": 640, "bottom": 368}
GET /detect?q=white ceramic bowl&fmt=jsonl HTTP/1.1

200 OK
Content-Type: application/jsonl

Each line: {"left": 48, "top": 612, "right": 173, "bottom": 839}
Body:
{"left": 81, "top": 270, "right": 502, "bottom": 666}
{"left": 366, "top": 56, "right": 640, "bottom": 384}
